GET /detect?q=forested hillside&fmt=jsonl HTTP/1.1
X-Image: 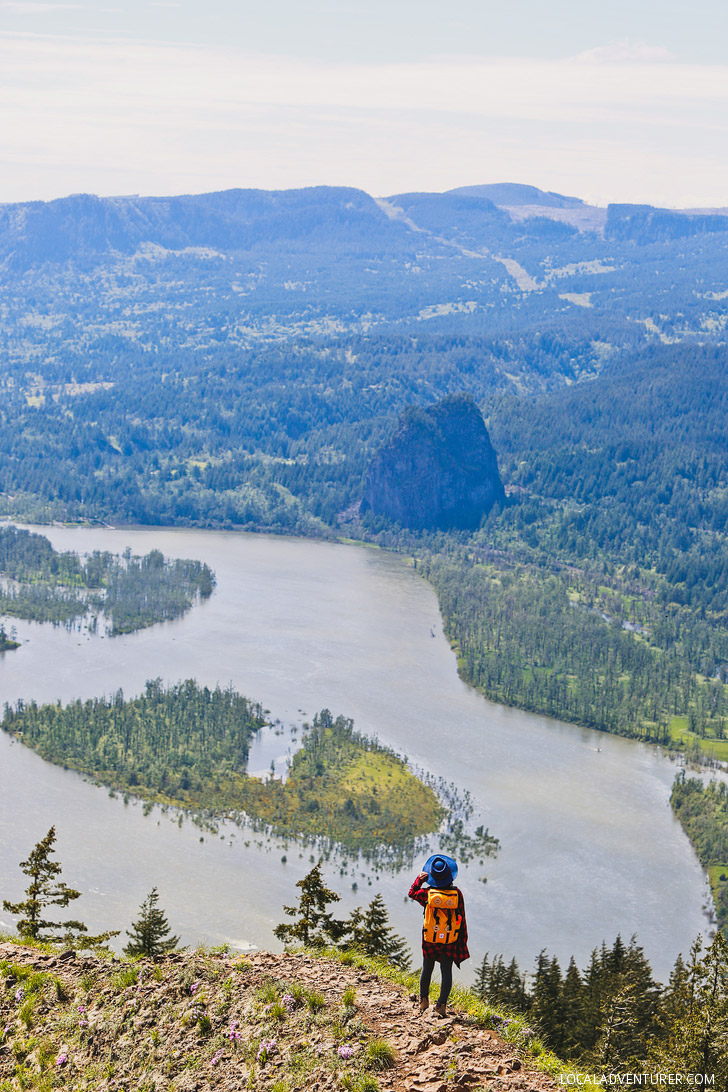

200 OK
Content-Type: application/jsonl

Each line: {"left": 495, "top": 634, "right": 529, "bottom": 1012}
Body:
{"left": 1, "top": 184, "right": 728, "bottom": 764}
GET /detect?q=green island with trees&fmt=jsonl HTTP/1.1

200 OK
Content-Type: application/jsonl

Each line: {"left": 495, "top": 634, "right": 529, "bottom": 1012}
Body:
{"left": 0, "top": 622, "right": 20, "bottom": 651}
{"left": 237, "top": 709, "right": 446, "bottom": 853}
{"left": 0, "top": 684, "right": 454, "bottom": 856}
{"left": 0, "top": 524, "right": 215, "bottom": 636}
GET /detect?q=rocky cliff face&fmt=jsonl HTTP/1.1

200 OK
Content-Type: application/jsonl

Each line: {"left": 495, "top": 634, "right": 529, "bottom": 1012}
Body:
{"left": 361, "top": 395, "right": 505, "bottom": 531}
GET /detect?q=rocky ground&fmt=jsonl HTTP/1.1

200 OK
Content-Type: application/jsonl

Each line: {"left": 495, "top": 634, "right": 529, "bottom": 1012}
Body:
{"left": 0, "top": 943, "right": 560, "bottom": 1092}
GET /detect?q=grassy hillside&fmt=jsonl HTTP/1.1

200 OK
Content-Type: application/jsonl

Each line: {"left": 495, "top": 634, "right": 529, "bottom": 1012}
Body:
{"left": 0, "top": 941, "right": 559, "bottom": 1092}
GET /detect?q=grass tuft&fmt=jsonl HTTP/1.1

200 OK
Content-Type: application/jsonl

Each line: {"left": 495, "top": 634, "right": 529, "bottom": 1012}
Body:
{"left": 364, "top": 1039, "right": 396, "bottom": 1071}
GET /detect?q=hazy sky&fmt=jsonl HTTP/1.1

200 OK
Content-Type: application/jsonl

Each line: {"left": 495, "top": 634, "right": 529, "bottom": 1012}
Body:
{"left": 2, "top": 0, "right": 727, "bottom": 206}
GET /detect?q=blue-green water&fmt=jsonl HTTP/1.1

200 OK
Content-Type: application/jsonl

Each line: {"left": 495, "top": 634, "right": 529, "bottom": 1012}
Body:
{"left": 0, "top": 526, "right": 710, "bottom": 981}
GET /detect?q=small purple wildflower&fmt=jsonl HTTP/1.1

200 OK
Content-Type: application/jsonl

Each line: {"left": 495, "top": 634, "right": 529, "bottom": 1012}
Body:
{"left": 337, "top": 1045, "right": 356, "bottom": 1059}
{"left": 56, "top": 1052, "right": 68, "bottom": 1067}
{"left": 256, "top": 1037, "right": 277, "bottom": 1063}
{"left": 210, "top": 1049, "right": 225, "bottom": 1067}
{"left": 77, "top": 1005, "right": 86, "bottom": 1013}
{"left": 190, "top": 982, "right": 200, "bottom": 995}
{"left": 228, "top": 1021, "right": 242, "bottom": 1042}
{"left": 281, "top": 992, "right": 296, "bottom": 1012}
{"left": 14, "top": 988, "right": 23, "bottom": 1002}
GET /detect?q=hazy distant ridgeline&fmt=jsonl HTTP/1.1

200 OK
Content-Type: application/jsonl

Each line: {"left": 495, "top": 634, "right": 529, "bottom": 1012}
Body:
{"left": 2, "top": 182, "right": 724, "bottom": 270}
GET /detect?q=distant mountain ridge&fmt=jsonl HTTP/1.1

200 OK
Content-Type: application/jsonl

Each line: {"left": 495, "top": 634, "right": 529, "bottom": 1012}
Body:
{"left": 0, "top": 185, "right": 408, "bottom": 271}
{"left": 446, "top": 182, "right": 585, "bottom": 208}
{"left": 3, "top": 182, "right": 728, "bottom": 274}
{"left": 606, "top": 202, "right": 728, "bottom": 243}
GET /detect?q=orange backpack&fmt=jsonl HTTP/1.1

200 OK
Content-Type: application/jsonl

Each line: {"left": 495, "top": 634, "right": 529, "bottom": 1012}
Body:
{"left": 423, "top": 887, "right": 461, "bottom": 945}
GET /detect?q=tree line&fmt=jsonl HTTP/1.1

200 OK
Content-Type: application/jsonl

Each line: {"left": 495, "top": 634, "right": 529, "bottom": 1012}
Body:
{"left": 473, "top": 932, "right": 728, "bottom": 1080}
{"left": 671, "top": 773, "right": 728, "bottom": 932}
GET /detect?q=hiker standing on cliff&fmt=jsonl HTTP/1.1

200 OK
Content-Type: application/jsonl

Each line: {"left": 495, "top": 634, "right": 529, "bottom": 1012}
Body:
{"left": 409, "top": 853, "right": 469, "bottom": 1017}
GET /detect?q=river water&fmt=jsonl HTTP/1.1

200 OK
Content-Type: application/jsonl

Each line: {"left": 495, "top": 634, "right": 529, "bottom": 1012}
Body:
{"left": 0, "top": 526, "right": 709, "bottom": 982}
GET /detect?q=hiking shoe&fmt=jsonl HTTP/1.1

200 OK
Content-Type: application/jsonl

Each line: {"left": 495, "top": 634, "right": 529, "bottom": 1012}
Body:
{"left": 418, "top": 997, "right": 429, "bottom": 1014}
{"left": 434, "top": 1003, "right": 447, "bottom": 1017}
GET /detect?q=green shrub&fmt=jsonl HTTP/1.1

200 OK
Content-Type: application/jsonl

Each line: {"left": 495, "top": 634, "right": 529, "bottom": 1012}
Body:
{"left": 306, "top": 989, "right": 326, "bottom": 1014}
{"left": 364, "top": 1039, "right": 396, "bottom": 1071}
{"left": 112, "top": 966, "right": 139, "bottom": 989}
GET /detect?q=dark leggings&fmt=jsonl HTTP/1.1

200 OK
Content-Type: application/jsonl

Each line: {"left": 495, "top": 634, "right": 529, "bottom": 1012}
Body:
{"left": 420, "top": 955, "right": 454, "bottom": 1005}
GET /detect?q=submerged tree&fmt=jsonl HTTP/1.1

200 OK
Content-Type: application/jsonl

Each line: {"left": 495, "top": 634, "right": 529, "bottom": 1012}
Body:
{"left": 274, "top": 863, "right": 347, "bottom": 948}
{"left": 2, "top": 826, "right": 117, "bottom": 949}
{"left": 124, "top": 887, "right": 179, "bottom": 958}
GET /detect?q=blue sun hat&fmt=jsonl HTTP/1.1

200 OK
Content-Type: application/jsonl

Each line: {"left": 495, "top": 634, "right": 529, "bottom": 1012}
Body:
{"left": 423, "top": 853, "right": 458, "bottom": 888}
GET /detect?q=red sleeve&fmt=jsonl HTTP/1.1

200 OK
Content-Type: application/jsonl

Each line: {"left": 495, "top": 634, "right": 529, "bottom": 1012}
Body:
{"left": 408, "top": 874, "right": 429, "bottom": 907}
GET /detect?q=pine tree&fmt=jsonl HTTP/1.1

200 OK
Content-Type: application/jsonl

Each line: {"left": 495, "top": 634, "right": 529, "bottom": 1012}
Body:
{"left": 593, "top": 982, "right": 641, "bottom": 1071}
{"left": 501, "top": 957, "right": 529, "bottom": 1012}
{"left": 274, "top": 863, "right": 347, "bottom": 948}
{"left": 585, "top": 936, "right": 661, "bottom": 1070}
{"left": 473, "top": 953, "right": 491, "bottom": 1000}
{"left": 2, "top": 826, "right": 117, "bottom": 949}
{"left": 345, "top": 893, "right": 410, "bottom": 969}
{"left": 658, "top": 951, "right": 690, "bottom": 1036}
{"left": 650, "top": 933, "right": 728, "bottom": 1085}
{"left": 529, "top": 950, "right": 564, "bottom": 1052}
{"left": 580, "top": 943, "right": 610, "bottom": 1053}
{"left": 561, "top": 956, "right": 584, "bottom": 1058}
{"left": 124, "top": 888, "right": 179, "bottom": 958}
{"left": 690, "top": 931, "right": 728, "bottom": 1082}
{"left": 622, "top": 936, "right": 661, "bottom": 1053}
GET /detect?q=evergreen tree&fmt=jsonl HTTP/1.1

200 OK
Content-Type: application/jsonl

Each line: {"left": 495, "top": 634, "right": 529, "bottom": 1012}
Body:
{"left": 561, "top": 956, "right": 585, "bottom": 1058}
{"left": 580, "top": 943, "right": 610, "bottom": 1053}
{"left": 473, "top": 953, "right": 491, "bottom": 1000}
{"left": 583, "top": 937, "right": 661, "bottom": 1069}
{"left": 659, "top": 952, "right": 690, "bottom": 1035}
{"left": 621, "top": 936, "right": 661, "bottom": 1054}
{"left": 2, "top": 826, "right": 117, "bottom": 948}
{"left": 501, "top": 957, "right": 529, "bottom": 1012}
{"left": 650, "top": 933, "right": 728, "bottom": 1085}
{"left": 529, "top": 950, "right": 565, "bottom": 1052}
{"left": 274, "top": 863, "right": 347, "bottom": 948}
{"left": 473, "top": 952, "right": 528, "bottom": 1011}
{"left": 593, "top": 982, "right": 642, "bottom": 1072}
{"left": 345, "top": 893, "right": 410, "bottom": 969}
{"left": 124, "top": 887, "right": 179, "bottom": 958}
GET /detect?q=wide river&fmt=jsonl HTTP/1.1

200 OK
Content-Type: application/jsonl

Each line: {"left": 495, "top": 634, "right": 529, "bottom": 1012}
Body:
{"left": 0, "top": 526, "right": 709, "bottom": 982}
